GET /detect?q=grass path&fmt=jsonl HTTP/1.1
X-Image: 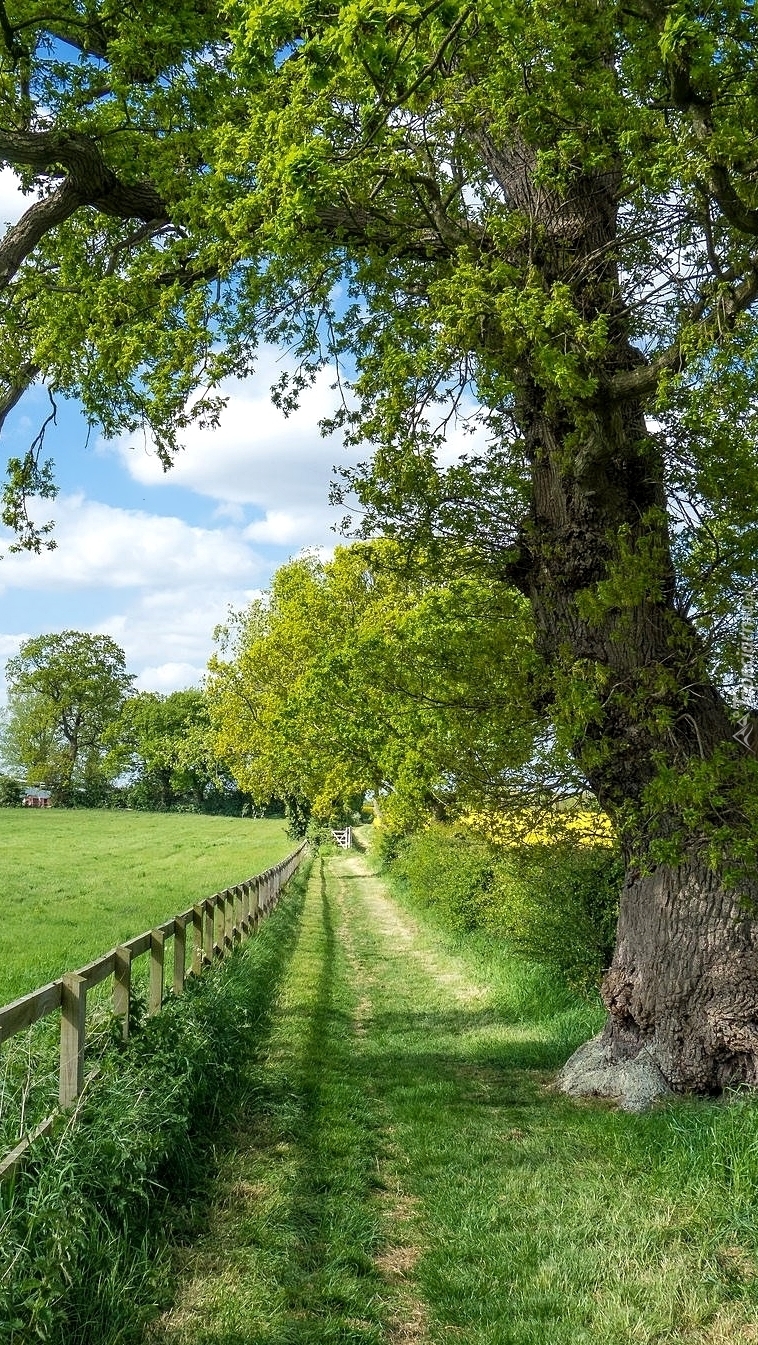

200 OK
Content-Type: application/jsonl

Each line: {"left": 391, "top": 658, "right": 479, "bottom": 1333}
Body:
{"left": 146, "top": 850, "right": 758, "bottom": 1345}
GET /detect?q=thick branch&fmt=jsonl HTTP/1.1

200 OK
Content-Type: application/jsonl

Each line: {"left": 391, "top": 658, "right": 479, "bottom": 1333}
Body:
{"left": 0, "top": 180, "right": 80, "bottom": 287}
{"left": 0, "top": 360, "right": 37, "bottom": 430}
{"left": 0, "top": 128, "right": 168, "bottom": 221}
{"left": 316, "top": 198, "right": 482, "bottom": 259}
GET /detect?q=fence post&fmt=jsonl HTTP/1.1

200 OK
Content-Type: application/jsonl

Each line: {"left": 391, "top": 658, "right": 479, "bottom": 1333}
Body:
{"left": 204, "top": 898, "right": 215, "bottom": 964}
{"left": 217, "top": 892, "right": 226, "bottom": 954}
{"left": 59, "top": 974, "right": 86, "bottom": 1107}
{"left": 192, "top": 903, "right": 204, "bottom": 974}
{"left": 149, "top": 931, "right": 165, "bottom": 1015}
{"left": 174, "top": 917, "right": 187, "bottom": 995}
{"left": 224, "top": 890, "right": 234, "bottom": 952}
{"left": 113, "top": 946, "right": 132, "bottom": 1041}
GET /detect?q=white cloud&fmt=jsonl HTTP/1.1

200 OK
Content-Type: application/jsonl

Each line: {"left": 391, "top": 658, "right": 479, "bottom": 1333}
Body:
{"left": 112, "top": 353, "right": 360, "bottom": 548}
{"left": 0, "top": 168, "right": 34, "bottom": 228}
{"left": 111, "top": 352, "right": 487, "bottom": 542}
{"left": 0, "top": 494, "right": 266, "bottom": 593}
{"left": 95, "top": 585, "right": 254, "bottom": 674}
{"left": 244, "top": 509, "right": 329, "bottom": 546}
{"left": 136, "top": 662, "right": 207, "bottom": 693}
{"left": 0, "top": 495, "right": 275, "bottom": 691}
{"left": 0, "top": 632, "right": 27, "bottom": 659}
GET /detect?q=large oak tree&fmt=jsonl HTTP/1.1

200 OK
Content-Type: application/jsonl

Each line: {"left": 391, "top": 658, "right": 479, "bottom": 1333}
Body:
{"left": 1, "top": 1, "right": 758, "bottom": 1095}
{"left": 2, "top": 631, "right": 134, "bottom": 798}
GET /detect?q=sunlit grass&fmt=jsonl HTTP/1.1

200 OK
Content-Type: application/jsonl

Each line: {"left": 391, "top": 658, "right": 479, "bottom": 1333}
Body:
{"left": 0, "top": 810, "right": 291, "bottom": 1001}
{"left": 147, "top": 847, "right": 758, "bottom": 1345}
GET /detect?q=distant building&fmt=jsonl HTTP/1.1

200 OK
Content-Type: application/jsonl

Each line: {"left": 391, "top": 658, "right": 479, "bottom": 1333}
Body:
{"left": 23, "top": 788, "right": 52, "bottom": 808}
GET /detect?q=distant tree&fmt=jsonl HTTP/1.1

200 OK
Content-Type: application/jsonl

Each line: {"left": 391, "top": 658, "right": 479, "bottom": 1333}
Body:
{"left": 207, "top": 543, "right": 542, "bottom": 830}
{"left": 3, "top": 632, "right": 134, "bottom": 802}
{"left": 106, "top": 688, "right": 223, "bottom": 810}
{"left": 0, "top": 775, "right": 23, "bottom": 806}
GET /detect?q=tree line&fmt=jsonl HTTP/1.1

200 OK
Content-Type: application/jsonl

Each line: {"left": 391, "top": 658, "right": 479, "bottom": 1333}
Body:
{"left": 0, "top": 631, "right": 249, "bottom": 813}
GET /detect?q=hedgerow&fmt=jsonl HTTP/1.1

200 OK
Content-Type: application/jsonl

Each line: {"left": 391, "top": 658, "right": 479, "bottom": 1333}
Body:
{"left": 384, "top": 823, "right": 621, "bottom": 992}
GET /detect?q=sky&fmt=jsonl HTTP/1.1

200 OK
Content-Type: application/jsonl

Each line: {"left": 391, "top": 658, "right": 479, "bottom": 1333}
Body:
{"left": 0, "top": 171, "right": 364, "bottom": 701}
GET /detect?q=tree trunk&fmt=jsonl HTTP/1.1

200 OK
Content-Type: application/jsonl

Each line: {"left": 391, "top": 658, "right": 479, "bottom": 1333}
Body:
{"left": 603, "top": 856, "right": 758, "bottom": 1092}
{"left": 516, "top": 398, "right": 758, "bottom": 1098}
{"left": 480, "top": 131, "right": 758, "bottom": 1100}
{"left": 425, "top": 100, "right": 758, "bottom": 1099}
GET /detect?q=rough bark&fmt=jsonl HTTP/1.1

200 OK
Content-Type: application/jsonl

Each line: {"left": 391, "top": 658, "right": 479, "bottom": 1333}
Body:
{"left": 516, "top": 371, "right": 758, "bottom": 1100}
{"left": 601, "top": 856, "right": 758, "bottom": 1093}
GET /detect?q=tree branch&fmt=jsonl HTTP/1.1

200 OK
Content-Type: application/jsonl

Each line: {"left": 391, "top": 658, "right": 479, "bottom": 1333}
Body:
{"left": 608, "top": 261, "right": 758, "bottom": 400}
{"left": 0, "top": 180, "right": 81, "bottom": 288}
{"left": 0, "top": 361, "right": 38, "bottom": 431}
{"left": 0, "top": 128, "right": 168, "bottom": 220}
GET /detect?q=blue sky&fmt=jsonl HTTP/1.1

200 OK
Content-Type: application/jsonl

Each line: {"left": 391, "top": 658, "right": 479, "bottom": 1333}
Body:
{"left": 0, "top": 171, "right": 365, "bottom": 700}
{"left": 0, "top": 362, "right": 359, "bottom": 698}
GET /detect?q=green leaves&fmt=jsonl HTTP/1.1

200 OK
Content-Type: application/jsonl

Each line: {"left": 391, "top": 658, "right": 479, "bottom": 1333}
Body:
{"left": 2, "top": 631, "right": 134, "bottom": 798}
{"left": 207, "top": 542, "right": 541, "bottom": 829}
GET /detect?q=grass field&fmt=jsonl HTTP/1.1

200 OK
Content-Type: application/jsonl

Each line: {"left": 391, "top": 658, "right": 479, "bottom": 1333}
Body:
{"left": 0, "top": 810, "right": 292, "bottom": 1002}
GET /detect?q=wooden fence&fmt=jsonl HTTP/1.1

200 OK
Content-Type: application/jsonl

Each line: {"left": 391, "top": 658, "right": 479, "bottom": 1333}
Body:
{"left": 0, "top": 840, "right": 307, "bottom": 1182}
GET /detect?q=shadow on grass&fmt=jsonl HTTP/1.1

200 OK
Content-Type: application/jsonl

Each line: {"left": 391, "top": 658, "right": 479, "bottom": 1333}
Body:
{"left": 223, "top": 859, "right": 387, "bottom": 1345}
{"left": 191, "top": 860, "right": 604, "bottom": 1345}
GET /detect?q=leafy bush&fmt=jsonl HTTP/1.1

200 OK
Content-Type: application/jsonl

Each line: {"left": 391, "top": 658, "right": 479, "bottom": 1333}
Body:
{"left": 382, "top": 823, "right": 622, "bottom": 991}
{"left": 493, "top": 843, "right": 622, "bottom": 992}
{"left": 389, "top": 824, "right": 498, "bottom": 932}
{"left": 0, "top": 776, "right": 23, "bottom": 806}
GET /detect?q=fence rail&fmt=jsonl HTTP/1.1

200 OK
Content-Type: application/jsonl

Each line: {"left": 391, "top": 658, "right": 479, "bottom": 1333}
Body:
{"left": 0, "top": 840, "right": 307, "bottom": 1182}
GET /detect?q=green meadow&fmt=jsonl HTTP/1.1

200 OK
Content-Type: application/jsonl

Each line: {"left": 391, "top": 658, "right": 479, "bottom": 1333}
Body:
{"left": 0, "top": 810, "right": 291, "bottom": 1003}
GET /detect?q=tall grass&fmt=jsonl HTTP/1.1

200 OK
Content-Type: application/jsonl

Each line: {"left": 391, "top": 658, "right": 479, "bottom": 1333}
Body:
{"left": 0, "top": 860, "right": 310, "bottom": 1345}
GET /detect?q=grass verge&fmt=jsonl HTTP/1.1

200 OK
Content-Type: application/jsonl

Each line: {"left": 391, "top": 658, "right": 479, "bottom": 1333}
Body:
{"left": 0, "top": 859, "right": 310, "bottom": 1345}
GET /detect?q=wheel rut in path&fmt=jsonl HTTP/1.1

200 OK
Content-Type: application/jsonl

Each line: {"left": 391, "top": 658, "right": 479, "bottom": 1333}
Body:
{"left": 146, "top": 849, "right": 501, "bottom": 1345}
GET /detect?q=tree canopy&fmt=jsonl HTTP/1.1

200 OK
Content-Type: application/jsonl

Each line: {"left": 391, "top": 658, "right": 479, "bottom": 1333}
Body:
{"left": 0, "top": 0, "right": 753, "bottom": 601}
{"left": 207, "top": 542, "right": 545, "bottom": 829}
{"left": 1, "top": 630, "right": 134, "bottom": 799}
{"left": 104, "top": 687, "right": 223, "bottom": 811}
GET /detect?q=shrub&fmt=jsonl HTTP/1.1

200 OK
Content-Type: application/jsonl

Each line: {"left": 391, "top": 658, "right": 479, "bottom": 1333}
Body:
{"left": 0, "top": 776, "right": 23, "bottom": 806}
{"left": 383, "top": 822, "right": 622, "bottom": 991}
{"left": 389, "top": 824, "right": 498, "bottom": 933}
{"left": 493, "top": 843, "right": 622, "bottom": 992}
